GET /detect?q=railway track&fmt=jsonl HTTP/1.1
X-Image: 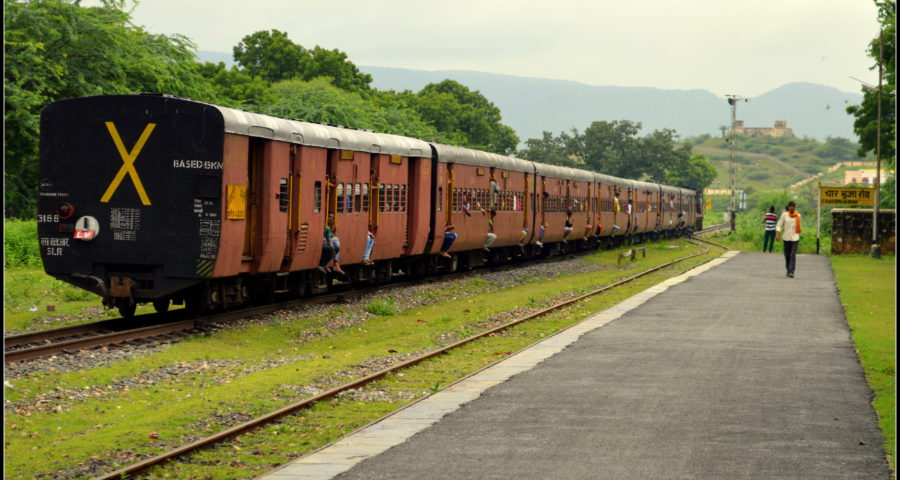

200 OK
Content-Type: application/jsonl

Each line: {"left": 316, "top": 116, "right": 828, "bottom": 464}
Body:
{"left": 6, "top": 282, "right": 406, "bottom": 364}
{"left": 91, "top": 236, "right": 728, "bottom": 480}
{"left": 6, "top": 230, "right": 727, "bottom": 365}
{"left": 5, "top": 253, "right": 555, "bottom": 364}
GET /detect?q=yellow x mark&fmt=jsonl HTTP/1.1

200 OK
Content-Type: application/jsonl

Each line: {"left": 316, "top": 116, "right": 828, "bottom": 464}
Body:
{"left": 100, "top": 122, "right": 155, "bottom": 205}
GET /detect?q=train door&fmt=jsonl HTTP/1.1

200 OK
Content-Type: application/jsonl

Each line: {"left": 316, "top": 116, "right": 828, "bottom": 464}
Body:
{"left": 242, "top": 138, "right": 263, "bottom": 262}
{"left": 328, "top": 149, "right": 372, "bottom": 266}
{"left": 375, "top": 153, "right": 410, "bottom": 259}
{"left": 284, "top": 145, "right": 327, "bottom": 272}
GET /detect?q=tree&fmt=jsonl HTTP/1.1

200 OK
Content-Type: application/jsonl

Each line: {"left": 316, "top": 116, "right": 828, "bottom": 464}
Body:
{"left": 305, "top": 46, "right": 372, "bottom": 92}
{"left": 639, "top": 129, "right": 691, "bottom": 183}
{"left": 846, "top": 1, "right": 896, "bottom": 166}
{"left": 263, "top": 78, "right": 443, "bottom": 140}
{"left": 404, "top": 80, "right": 519, "bottom": 155}
{"left": 4, "top": 0, "right": 215, "bottom": 218}
{"left": 581, "top": 120, "right": 643, "bottom": 177}
{"left": 232, "top": 29, "right": 306, "bottom": 83}
{"left": 197, "top": 61, "right": 274, "bottom": 108}
{"left": 665, "top": 153, "right": 717, "bottom": 191}
{"left": 232, "top": 30, "right": 372, "bottom": 91}
{"left": 518, "top": 130, "right": 585, "bottom": 167}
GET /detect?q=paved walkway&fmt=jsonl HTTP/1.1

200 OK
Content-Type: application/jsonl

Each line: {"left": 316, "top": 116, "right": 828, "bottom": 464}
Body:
{"left": 260, "top": 251, "right": 890, "bottom": 480}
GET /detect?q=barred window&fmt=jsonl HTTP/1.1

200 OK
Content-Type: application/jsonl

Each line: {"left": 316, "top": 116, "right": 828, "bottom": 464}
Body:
{"left": 355, "top": 183, "right": 362, "bottom": 212}
{"left": 393, "top": 184, "right": 400, "bottom": 212}
{"left": 345, "top": 184, "right": 353, "bottom": 212}
{"left": 379, "top": 184, "right": 386, "bottom": 212}
{"left": 362, "top": 183, "right": 369, "bottom": 212}
{"left": 336, "top": 183, "right": 344, "bottom": 214}
{"left": 385, "top": 184, "right": 393, "bottom": 212}
{"left": 314, "top": 181, "right": 322, "bottom": 214}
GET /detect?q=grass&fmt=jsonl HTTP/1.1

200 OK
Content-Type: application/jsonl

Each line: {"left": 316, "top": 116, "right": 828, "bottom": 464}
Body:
{"left": 830, "top": 254, "right": 896, "bottom": 476}
{"left": 4, "top": 238, "right": 721, "bottom": 479}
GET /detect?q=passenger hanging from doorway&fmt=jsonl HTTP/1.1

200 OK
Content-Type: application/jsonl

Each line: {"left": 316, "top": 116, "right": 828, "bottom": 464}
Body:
{"left": 612, "top": 190, "right": 622, "bottom": 234}
{"left": 439, "top": 224, "right": 457, "bottom": 258}
{"left": 677, "top": 210, "right": 686, "bottom": 229}
{"left": 325, "top": 214, "right": 345, "bottom": 275}
{"left": 595, "top": 213, "right": 604, "bottom": 236}
{"left": 318, "top": 221, "right": 335, "bottom": 273}
{"left": 625, "top": 198, "right": 634, "bottom": 233}
{"left": 484, "top": 209, "right": 497, "bottom": 251}
{"left": 518, "top": 223, "right": 530, "bottom": 246}
{"left": 536, "top": 221, "right": 547, "bottom": 247}
{"left": 362, "top": 224, "right": 376, "bottom": 265}
{"left": 562, "top": 207, "right": 574, "bottom": 244}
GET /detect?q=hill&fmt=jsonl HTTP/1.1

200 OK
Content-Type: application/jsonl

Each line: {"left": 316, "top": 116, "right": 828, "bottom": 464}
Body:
{"left": 359, "top": 66, "right": 863, "bottom": 143}
{"left": 692, "top": 135, "right": 868, "bottom": 193}
{"left": 195, "top": 51, "right": 864, "bottom": 143}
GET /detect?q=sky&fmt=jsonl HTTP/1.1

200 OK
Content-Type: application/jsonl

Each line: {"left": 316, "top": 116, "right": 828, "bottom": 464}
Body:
{"left": 104, "top": 0, "right": 881, "bottom": 97}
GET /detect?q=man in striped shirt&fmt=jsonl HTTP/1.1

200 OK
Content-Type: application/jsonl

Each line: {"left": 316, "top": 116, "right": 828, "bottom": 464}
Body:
{"left": 763, "top": 206, "right": 777, "bottom": 252}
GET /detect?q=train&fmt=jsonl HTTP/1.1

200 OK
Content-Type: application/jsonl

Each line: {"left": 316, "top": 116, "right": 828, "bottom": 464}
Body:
{"left": 37, "top": 94, "right": 703, "bottom": 317}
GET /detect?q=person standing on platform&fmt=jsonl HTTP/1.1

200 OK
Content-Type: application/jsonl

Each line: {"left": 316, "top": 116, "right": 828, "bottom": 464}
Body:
{"left": 763, "top": 206, "right": 778, "bottom": 252}
{"left": 775, "top": 201, "right": 801, "bottom": 278}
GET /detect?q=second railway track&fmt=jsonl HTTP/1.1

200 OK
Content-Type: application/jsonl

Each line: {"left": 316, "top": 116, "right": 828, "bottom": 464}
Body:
{"left": 87, "top": 236, "right": 728, "bottom": 480}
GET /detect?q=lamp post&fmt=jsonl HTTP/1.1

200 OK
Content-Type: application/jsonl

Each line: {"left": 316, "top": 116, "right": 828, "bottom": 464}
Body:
{"left": 726, "top": 95, "right": 749, "bottom": 233}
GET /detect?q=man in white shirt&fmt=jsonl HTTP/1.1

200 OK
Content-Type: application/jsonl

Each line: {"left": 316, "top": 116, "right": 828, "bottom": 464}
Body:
{"left": 775, "top": 201, "right": 801, "bottom": 278}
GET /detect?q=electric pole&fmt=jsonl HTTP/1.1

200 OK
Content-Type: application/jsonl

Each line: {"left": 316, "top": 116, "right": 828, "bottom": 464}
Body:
{"left": 872, "top": 28, "right": 883, "bottom": 259}
{"left": 726, "top": 95, "right": 749, "bottom": 233}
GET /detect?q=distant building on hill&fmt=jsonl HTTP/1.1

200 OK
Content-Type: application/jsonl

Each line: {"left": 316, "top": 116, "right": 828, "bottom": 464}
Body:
{"left": 733, "top": 120, "right": 796, "bottom": 138}
{"left": 844, "top": 169, "right": 893, "bottom": 185}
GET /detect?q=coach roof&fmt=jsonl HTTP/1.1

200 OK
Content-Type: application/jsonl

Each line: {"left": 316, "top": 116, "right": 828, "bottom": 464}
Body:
{"left": 214, "top": 104, "right": 430, "bottom": 158}
{"left": 430, "top": 143, "right": 533, "bottom": 173}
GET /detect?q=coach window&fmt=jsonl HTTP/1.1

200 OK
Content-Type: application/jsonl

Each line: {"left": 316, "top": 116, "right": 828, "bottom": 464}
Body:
{"left": 393, "top": 184, "right": 401, "bottom": 212}
{"left": 345, "top": 184, "right": 353, "bottom": 213}
{"left": 314, "top": 181, "right": 322, "bottom": 213}
{"left": 362, "top": 184, "right": 369, "bottom": 212}
{"left": 355, "top": 183, "right": 362, "bottom": 213}
{"left": 336, "top": 183, "right": 344, "bottom": 213}
{"left": 385, "top": 184, "right": 393, "bottom": 212}
{"left": 379, "top": 184, "right": 386, "bottom": 212}
{"left": 279, "top": 179, "right": 289, "bottom": 212}
{"left": 401, "top": 185, "right": 407, "bottom": 212}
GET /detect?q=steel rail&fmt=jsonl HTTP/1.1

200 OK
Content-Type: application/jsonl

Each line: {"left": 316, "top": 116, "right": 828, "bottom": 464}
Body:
{"left": 4, "top": 247, "right": 600, "bottom": 364}
{"left": 92, "top": 238, "right": 727, "bottom": 480}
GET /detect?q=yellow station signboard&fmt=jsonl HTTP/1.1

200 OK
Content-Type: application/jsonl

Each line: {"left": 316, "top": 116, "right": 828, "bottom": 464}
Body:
{"left": 819, "top": 186, "right": 875, "bottom": 207}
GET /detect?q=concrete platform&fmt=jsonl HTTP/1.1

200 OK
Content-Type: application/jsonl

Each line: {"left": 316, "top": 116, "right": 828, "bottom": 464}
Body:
{"left": 260, "top": 251, "right": 891, "bottom": 480}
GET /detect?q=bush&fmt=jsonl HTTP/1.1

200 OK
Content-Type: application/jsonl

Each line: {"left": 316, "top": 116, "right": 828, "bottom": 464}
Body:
{"left": 4, "top": 219, "right": 41, "bottom": 268}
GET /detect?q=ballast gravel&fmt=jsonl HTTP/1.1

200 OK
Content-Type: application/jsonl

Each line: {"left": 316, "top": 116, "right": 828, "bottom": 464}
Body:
{"left": 6, "top": 254, "right": 627, "bottom": 480}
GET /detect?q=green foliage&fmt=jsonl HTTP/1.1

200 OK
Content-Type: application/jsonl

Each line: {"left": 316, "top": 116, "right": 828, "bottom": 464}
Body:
{"left": 232, "top": 29, "right": 372, "bottom": 92}
{"left": 401, "top": 79, "right": 519, "bottom": 155}
{"left": 694, "top": 135, "right": 870, "bottom": 192}
{"left": 197, "top": 61, "right": 274, "bottom": 108}
{"left": 4, "top": 0, "right": 216, "bottom": 218}
{"left": 4, "top": 218, "right": 41, "bottom": 268}
{"left": 664, "top": 153, "right": 718, "bottom": 190}
{"left": 263, "top": 78, "right": 443, "bottom": 140}
{"left": 233, "top": 29, "right": 306, "bottom": 83}
{"left": 520, "top": 122, "right": 716, "bottom": 190}
{"left": 846, "top": 3, "right": 896, "bottom": 168}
